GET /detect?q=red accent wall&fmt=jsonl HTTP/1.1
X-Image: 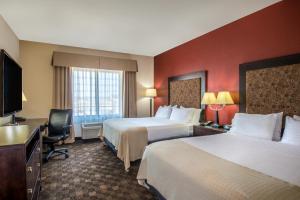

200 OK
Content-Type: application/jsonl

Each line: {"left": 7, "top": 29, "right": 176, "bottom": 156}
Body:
{"left": 154, "top": 0, "right": 300, "bottom": 125}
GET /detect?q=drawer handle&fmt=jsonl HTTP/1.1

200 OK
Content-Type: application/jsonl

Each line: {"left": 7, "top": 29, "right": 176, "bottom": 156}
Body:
{"left": 27, "top": 166, "right": 33, "bottom": 173}
{"left": 27, "top": 188, "right": 33, "bottom": 194}
{"left": 37, "top": 162, "right": 41, "bottom": 167}
{"left": 36, "top": 147, "right": 41, "bottom": 152}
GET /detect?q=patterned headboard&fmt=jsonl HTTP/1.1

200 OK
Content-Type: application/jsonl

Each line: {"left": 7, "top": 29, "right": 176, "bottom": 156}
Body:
{"left": 239, "top": 54, "right": 300, "bottom": 118}
{"left": 168, "top": 71, "right": 207, "bottom": 109}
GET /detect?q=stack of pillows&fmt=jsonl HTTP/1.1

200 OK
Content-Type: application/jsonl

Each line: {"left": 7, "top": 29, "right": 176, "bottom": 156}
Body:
{"left": 155, "top": 105, "right": 202, "bottom": 125}
{"left": 228, "top": 112, "right": 300, "bottom": 145}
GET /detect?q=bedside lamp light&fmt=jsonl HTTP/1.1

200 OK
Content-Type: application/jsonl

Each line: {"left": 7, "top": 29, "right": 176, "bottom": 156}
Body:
{"left": 201, "top": 91, "right": 233, "bottom": 128}
{"left": 201, "top": 92, "right": 217, "bottom": 105}
{"left": 146, "top": 88, "right": 157, "bottom": 117}
{"left": 216, "top": 91, "right": 234, "bottom": 105}
{"left": 145, "top": 88, "right": 157, "bottom": 97}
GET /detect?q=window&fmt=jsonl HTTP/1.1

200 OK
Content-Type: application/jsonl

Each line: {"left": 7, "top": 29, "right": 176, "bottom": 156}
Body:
{"left": 72, "top": 67, "right": 123, "bottom": 123}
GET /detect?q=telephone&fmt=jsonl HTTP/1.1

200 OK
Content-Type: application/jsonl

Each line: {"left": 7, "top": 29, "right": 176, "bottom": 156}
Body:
{"left": 200, "top": 121, "right": 213, "bottom": 126}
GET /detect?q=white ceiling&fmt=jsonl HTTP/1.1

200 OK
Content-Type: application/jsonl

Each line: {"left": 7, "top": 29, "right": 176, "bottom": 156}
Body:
{"left": 0, "top": 0, "right": 280, "bottom": 56}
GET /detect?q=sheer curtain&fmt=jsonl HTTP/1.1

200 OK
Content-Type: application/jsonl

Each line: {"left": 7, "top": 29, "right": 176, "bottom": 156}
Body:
{"left": 72, "top": 67, "right": 123, "bottom": 124}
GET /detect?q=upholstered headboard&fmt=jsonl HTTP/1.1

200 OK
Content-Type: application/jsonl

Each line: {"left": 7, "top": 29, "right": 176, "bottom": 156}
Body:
{"left": 239, "top": 53, "right": 300, "bottom": 118}
{"left": 168, "top": 71, "right": 207, "bottom": 109}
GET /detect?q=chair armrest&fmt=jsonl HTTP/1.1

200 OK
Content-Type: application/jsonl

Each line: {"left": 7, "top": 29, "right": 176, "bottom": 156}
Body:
{"left": 63, "top": 124, "right": 72, "bottom": 130}
{"left": 43, "top": 122, "right": 49, "bottom": 128}
{"left": 62, "top": 124, "right": 72, "bottom": 138}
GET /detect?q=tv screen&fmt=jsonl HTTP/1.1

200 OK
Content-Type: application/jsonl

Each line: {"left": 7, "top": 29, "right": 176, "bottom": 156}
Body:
{"left": 0, "top": 50, "right": 22, "bottom": 116}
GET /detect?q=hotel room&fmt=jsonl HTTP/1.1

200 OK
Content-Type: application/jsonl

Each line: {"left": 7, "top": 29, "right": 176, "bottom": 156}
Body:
{"left": 0, "top": 0, "right": 299, "bottom": 200}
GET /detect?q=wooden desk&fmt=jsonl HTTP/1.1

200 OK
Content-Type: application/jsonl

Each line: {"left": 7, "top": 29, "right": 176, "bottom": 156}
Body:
{"left": 19, "top": 118, "right": 47, "bottom": 126}
{"left": 0, "top": 118, "right": 47, "bottom": 200}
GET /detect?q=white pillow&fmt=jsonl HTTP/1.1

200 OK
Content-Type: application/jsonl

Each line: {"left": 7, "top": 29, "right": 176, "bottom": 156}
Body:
{"left": 228, "top": 113, "right": 277, "bottom": 140}
{"left": 179, "top": 106, "right": 195, "bottom": 123}
{"left": 281, "top": 117, "right": 300, "bottom": 145}
{"left": 155, "top": 106, "right": 172, "bottom": 119}
{"left": 230, "top": 112, "right": 282, "bottom": 141}
{"left": 192, "top": 109, "right": 202, "bottom": 125}
{"left": 294, "top": 115, "right": 300, "bottom": 121}
{"left": 273, "top": 112, "right": 283, "bottom": 141}
{"left": 179, "top": 106, "right": 202, "bottom": 125}
{"left": 170, "top": 107, "right": 194, "bottom": 123}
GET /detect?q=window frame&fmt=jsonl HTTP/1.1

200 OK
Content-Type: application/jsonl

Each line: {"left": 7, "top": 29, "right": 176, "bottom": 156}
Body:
{"left": 71, "top": 67, "right": 123, "bottom": 123}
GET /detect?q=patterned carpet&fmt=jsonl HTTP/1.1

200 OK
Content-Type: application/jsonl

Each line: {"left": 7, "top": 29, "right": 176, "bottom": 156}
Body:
{"left": 40, "top": 140, "right": 156, "bottom": 200}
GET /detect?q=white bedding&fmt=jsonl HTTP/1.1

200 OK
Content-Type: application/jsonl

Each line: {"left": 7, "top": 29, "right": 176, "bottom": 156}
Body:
{"left": 103, "top": 117, "right": 193, "bottom": 148}
{"left": 181, "top": 133, "right": 300, "bottom": 186}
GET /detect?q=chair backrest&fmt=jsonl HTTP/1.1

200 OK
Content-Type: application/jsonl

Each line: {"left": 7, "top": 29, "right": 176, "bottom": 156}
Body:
{"left": 48, "top": 109, "right": 72, "bottom": 137}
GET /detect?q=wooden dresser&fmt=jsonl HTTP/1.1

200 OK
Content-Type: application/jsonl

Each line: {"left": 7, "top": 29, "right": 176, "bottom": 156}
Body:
{"left": 0, "top": 119, "right": 47, "bottom": 200}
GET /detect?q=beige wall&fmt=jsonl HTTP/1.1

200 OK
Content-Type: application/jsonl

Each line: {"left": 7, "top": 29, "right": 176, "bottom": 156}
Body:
{"left": 0, "top": 15, "right": 19, "bottom": 125}
{"left": 0, "top": 16, "right": 19, "bottom": 60}
{"left": 0, "top": 16, "right": 154, "bottom": 132}
{"left": 19, "top": 41, "right": 154, "bottom": 122}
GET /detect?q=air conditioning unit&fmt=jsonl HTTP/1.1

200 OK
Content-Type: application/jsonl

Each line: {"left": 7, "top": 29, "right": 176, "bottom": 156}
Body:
{"left": 81, "top": 122, "right": 103, "bottom": 140}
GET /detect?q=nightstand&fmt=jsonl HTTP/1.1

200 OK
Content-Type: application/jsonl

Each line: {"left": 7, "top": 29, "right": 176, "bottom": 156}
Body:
{"left": 193, "top": 125, "right": 226, "bottom": 137}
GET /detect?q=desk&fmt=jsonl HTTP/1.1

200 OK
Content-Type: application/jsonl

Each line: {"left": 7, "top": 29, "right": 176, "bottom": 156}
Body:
{"left": 0, "top": 118, "right": 47, "bottom": 200}
{"left": 19, "top": 118, "right": 48, "bottom": 133}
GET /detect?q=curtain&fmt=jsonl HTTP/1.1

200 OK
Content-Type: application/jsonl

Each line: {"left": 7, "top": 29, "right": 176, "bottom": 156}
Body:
{"left": 72, "top": 68, "right": 123, "bottom": 123}
{"left": 53, "top": 66, "right": 75, "bottom": 143}
{"left": 124, "top": 71, "right": 137, "bottom": 117}
{"left": 52, "top": 51, "right": 138, "bottom": 72}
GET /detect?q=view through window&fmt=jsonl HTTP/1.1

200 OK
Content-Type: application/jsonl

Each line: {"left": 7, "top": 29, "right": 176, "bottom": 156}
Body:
{"left": 72, "top": 67, "right": 123, "bottom": 123}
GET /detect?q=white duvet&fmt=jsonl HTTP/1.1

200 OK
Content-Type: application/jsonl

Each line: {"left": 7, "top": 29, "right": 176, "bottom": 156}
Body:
{"left": 103, "top": 117, "right": 193, "bottom": 148}
{"left": 181, "top": 133, "right": 300, "bottom": 186}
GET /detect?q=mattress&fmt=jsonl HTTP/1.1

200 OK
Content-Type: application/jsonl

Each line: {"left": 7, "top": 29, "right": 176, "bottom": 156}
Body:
{"left": 102, "top": 117, "right": 193, "bottom": 170}
{"left": 103, "top": 117, "right": 192, "bottom": 147}
{"left": 137, "top": 134, "right": 300, "bottom": 200}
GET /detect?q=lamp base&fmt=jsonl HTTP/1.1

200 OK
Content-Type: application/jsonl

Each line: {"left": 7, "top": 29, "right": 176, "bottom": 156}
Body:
{"left": 211, "top": 123, "right": 222, "bottom": 128}
{"left": 213, "top": 110, "right": 220, "bottom": 128}
{"left": 9, "top": 112, "right": 19, "bottom": 126}
{"left": 149, "top": 98, "right": 153, "bottom": 117}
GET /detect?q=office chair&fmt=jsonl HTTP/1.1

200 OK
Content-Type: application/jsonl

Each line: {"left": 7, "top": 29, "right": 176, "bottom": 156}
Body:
{"left": 43, "top": 109, "right": 72, "bottom": 162}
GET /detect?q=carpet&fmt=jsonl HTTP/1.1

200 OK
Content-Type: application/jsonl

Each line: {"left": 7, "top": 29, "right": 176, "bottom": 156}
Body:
{"left": 40, "top": 140, "right": 156, "bottom": 200}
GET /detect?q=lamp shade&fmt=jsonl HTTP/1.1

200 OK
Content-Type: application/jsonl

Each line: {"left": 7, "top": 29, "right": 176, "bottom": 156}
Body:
{"left": 145, "top": 88, "right": 157, "bottom": 97}
{"left": 22, "top": 92, "right": 27, "bottom": 102}
{"left": 201, "top": 92, "right": 216, "bottom": 105}
{"left": 216, "top": 91, "right": 234, "bottom": 105}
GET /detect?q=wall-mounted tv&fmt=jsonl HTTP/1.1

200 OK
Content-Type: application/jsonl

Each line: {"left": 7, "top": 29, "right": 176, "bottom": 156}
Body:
{"left": 0, "top": 49, "right": 22, "bottom": 117}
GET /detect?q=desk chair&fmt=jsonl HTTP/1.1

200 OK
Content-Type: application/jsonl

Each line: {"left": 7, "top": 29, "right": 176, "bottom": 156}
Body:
{"left": 43, "top": 109, "right": 72, "bottom": 162}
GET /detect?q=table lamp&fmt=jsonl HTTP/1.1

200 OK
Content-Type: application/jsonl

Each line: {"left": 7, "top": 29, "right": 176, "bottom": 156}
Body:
{"left": 146, "top": 88, "right": 157, "bottom": 117}
{"left": 201, "top": 91, "right": 233, "bottom": 128}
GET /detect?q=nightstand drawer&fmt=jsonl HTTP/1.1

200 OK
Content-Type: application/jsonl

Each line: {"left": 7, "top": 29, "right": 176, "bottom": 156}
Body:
{"left": 193, "top": 126, "right": 225, "bottom": 136}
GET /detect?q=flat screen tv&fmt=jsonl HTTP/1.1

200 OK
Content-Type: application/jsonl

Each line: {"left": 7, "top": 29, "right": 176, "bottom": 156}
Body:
{"left": 0, "top": 49, "right": 22, "bottom": 117}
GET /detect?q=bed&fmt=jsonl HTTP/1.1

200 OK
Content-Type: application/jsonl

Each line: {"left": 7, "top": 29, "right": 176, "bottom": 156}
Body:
{"left": 137, "top": 53, "right": 300, "bottom": 200}
{"left": 138, "top": 134, "right": 300, "bottom": 200}
{"left": 103, "top": 71, "right": 207, "bottom": 171}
